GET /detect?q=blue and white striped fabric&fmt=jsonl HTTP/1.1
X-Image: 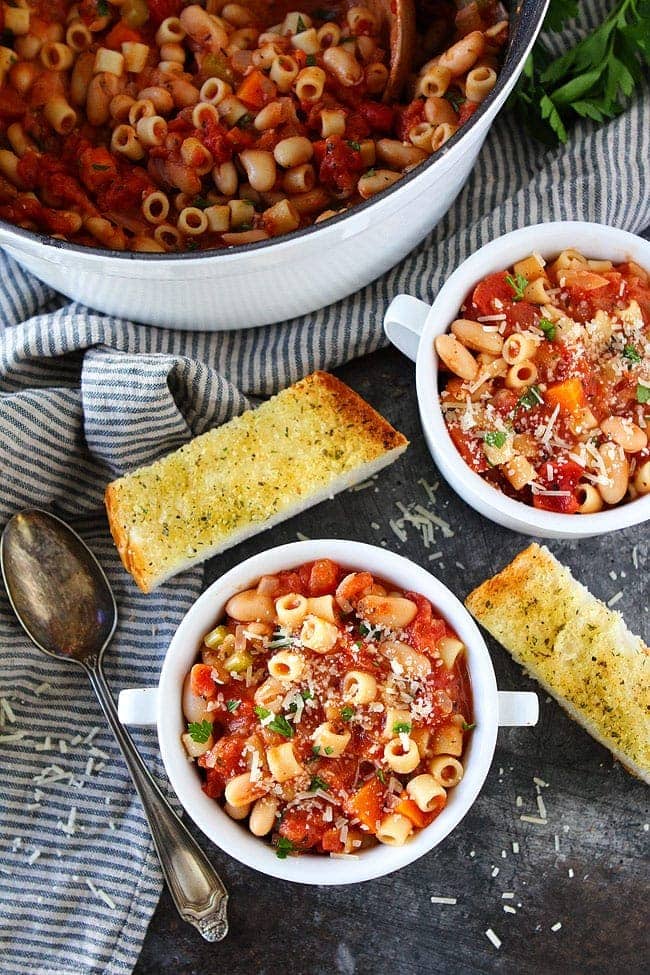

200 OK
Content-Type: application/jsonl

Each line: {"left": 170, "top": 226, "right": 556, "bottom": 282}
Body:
{"left": 1, "top": 6, "right": 649, "bottom": 973}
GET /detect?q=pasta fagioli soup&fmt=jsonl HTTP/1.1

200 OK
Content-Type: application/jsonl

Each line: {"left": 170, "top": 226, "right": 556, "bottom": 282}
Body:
{"left": 436, "top": 251, "right": 650, "bottom": 513}
{"left": 0, "top": 0, "right": 508, "bottom": 252}
{"left": 181, "top": 559, "right": 473, "bottom": 858}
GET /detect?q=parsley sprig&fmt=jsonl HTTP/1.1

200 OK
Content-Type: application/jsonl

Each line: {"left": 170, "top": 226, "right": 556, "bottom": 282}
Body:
{"left": 511, "top": 0, "right": 650, "bottom": 144}
{"left": 484, "top": 430, "right": 507, "bottom": 449}
{"left": 274, "top": 836, "right": 296, "bottom": 859}
{"left": 187, "top": 720, "right": 212, "bottom": 743}
{"left": 538, "top": 318, "right": 557, "bottom": 341}
{"left": 505, "top": 273, "right": 528, "bottom": 301}
{"left": 254, "top": 705, "right": 294, "bottom": 738}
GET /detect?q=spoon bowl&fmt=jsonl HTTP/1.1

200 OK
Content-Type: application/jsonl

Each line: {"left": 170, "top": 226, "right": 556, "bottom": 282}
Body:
{"left": 1, "top": 508, "right": 229, "bottom": 942}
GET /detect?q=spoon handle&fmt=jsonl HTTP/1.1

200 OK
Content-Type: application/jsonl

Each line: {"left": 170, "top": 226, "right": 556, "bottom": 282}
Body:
{"left": 87, "top": 664, "right": 229, "bottom": 942}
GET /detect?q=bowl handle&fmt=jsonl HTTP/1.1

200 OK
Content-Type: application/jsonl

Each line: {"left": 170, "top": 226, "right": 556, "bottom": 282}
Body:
{"left": 497, "top": 691, "right": 539, "bottom": 727}
{"left": 118, "top": 687, "right": 158, "bottom": 727}
{"left": 383, "top": 294, "right": 431, "bottom": 362}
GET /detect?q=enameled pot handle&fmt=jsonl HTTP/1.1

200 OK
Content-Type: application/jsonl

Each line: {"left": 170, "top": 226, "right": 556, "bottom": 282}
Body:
{"left": 118, "top": 686, "right": 158, "bottom": 727}
{"left": 497, "top": 691, "right": 539, "bottom": 727}
{"left": 383, "top": 294, "right": 431, "bottom": 362}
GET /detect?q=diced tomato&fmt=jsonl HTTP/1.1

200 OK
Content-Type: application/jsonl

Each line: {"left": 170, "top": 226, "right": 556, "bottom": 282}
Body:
{"left": 226, "top": 125, "right": 256, "bottom": 150}
{"left": 146, "top": 0, "right": 183, "bottom": 27}
{"left": 505, "top": 301, "right": 539, "bottom": 332}
{"left": 359, "top": 100, "right": 395, "bottom": 134}
{"left": 457, "top": 100, "right": 478, "bottom": 125}
{"left": 223, "top": 698, "right": 257, "bottom": 736}
{"left": 533, "top": 458, "right": 583, "bottom": 514}
{"left": 0, "top": 89, "right": 27, "bottom": 119}
{"left": 277, "top": 807, "right": 327, "bottom": 850}
{"left": 395, "top": 99, "right": 425, "bottom": 141}
{"left": 321, "top": 827, "right": 345, "bottom": 852}
{"left": 104, "top": 22, "right": 143, "bottom": 49}
{"left": 318, "top": 135, "right": 364, "bottom": 194}
{"left": 346, "top": 776, "right": 385, "bottom": 833}
{"left": 307, "top": 559, "right": 340, "bottom": 596}
{"left": 190, "top": 663, "right": 216, "bottom": 699}
{"left": 275, "top": 570, "right": 306, "bottom": 596}
{"left": 471, "top": 271, "right": 517, "bottom": 316}
{"left": 237, "top": 70, "right": 277, "bottom": 110}
{"left": 98, "top": 165, "right": 154, "bottom": 211}
{"left": 405, "top": 592, "right": 446, "bottom": 654}
{"left": 202, "top": 735, "right": 248, "bottom": 797}
{"left": 78, "top": 146, "right": 118, "bottom": 193}
{"left": 448, "top": 425, "right": 489, "bottom": 474}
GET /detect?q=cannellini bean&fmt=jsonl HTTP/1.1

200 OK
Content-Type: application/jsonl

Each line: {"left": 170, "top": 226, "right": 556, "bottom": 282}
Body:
{"left": 434, "top": 334, "right": 479, "bottom": 381}
{"left": 451, "top": 318, "right": 504, "bottom": 355}
{"left": 597, "top": 442, "right": 629, "bottom": 505}
{"left": 601, "top": 416, "right": 647, "bottom": 453}
{"left": 225, "top": 588, "right": 276, "bottom": 622}
{"left": 182, "top": 671, "right": 212, "bottom": 723}
{"left": 356, "top": 595, "right": 418, "bottom": 629}
{"left": 634, "top": 460, "right": 650, "bottom": 494}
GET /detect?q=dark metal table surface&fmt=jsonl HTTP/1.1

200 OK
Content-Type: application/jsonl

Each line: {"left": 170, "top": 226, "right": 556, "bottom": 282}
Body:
{"left": 134, "top": 345, "right": 649, "bottom": 975}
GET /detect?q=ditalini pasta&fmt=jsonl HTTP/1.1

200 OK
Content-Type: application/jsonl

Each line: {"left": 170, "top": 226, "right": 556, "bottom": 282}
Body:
{"left": 437, "top": 252, "right": 650, "bottom": 513}
{"left": 0, "top": 1, "right": 508, "bottom": 252}
{"left": 181, "top": 559, "right": 473, "bottom": 858}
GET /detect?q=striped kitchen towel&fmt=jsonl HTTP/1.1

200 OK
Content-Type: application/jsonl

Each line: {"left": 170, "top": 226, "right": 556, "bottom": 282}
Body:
{"left": 1, "top": 10, "right": 649, "bottom": 975}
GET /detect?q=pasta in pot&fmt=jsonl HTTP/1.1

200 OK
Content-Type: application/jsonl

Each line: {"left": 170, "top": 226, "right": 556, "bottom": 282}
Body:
{"left": 437, "top": 252, "right": 650, "bottom": 513}
{"left": 181, "top": 558, "right": 473, "bottom": 859}
{"left": 0, "top": 0, "right": 509, "bottom": 252}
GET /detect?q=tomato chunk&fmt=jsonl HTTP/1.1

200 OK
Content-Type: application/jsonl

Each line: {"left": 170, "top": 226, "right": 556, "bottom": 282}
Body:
{"left": 346, "top": 776, "right": 385, "bottom": 833}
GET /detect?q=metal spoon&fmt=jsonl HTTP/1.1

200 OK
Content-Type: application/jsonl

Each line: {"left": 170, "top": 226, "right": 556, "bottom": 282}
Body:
{"left": 0, "top": 508, "right": 228, "bottom": 942}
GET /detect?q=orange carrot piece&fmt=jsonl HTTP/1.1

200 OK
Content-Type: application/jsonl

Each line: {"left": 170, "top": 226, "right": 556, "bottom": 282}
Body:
{"left": 236, "top": 69, "right": 277, "bottom": 109}
{"left": 395, "top": 796, "right": 437, "bottom": 829}
{"left": 546, "top": 378, "right": 586, "bottom": 414}
{"left": 347, "top": 777, "right": 385, "bottom": 833}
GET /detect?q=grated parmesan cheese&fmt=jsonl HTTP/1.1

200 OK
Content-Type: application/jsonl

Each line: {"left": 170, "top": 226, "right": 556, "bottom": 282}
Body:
{"left": 485, "top": 929, "right": 501, "bottom": 949}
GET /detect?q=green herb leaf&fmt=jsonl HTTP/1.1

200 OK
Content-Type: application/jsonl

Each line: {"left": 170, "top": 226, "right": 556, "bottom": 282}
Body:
{"left": 504, "top": 272, "right": 529, "bottom": 301}
{"left": 306, "top": 53, "right": 317, "bottom": 67}
{"left": 274, "top": 836, "right": 296, "bottom": 859}
{"left": 341, "top": 706, "right": 355, "bottom": 722}
{"left": 484, "top": 431, "right": 507, "bottom": 449}
{"left": 301, "top": 689, "right": 314, "bottom": 701}
{"left": 92, "top": 163, "right": 111, "bottom": 171}
{"left": 543, "top": 0, "right": 579, "bottom": 32}
{"left": 193, "top": 196, "right": 212, "bottom": 209}
{"left": 516, "top": 385, "right": 544, "bottom": 411}
{"left": 296, "top": 14, "right": 306, "bottom": 32}
{"left": 444, "top": 89, "right": 465, "bottom": 113}
{"left": 636, "top": 383, "right": 650, "bottom": 404}
{"left": 309, "top": 775, "right": 329, "bottom": 792}
{"left": 538, "top": 317, "right": 557, "bottom": 341}
{"left": 347, "top": 140, "right": 361, "bottom": 151}
{"left": 268, "top": 714, "right": 294, "bottom": 738}
{"left": 324, "top": 746, "right": 334, "bottom": 755}
{"left": 236, "top": 112, "right": 254, "bottom": 128}
{"left": 312, "top": 7, "right": 331, "bottom": 18}
{"left": 376, "top": 768, "right": 387, "bottom": 784}
{"left": 187, "top": 720, "right": 212, "bottom": 743}
{"left": 312, "top": 745, "right": 321, "bottom": 756}
{"left": 462, "top": 721, "right": 476, "bottom": 731}
{"left": 623, "top": 344, "right": 641, "bottom": 364}
{"left": 393, "top": 721, "right": 412, "bottom": 734}
{"left": 97, "top": 0, "right": 109, "bottom": 16}
{"left": 358, "top": 623, "right": 370, "bottom": 637}
{"left": 226, "top": 699, "right": 241, "bottom": 712}
{"left": 254, "top": 705, "right": 271, "bottom": 720}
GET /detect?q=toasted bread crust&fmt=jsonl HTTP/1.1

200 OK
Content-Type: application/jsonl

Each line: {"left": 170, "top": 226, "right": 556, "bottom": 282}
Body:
{"left": 466, "top": 544, "right": 649, "bottom": 783}
{"left": 104, "top": 371, "right": 408, "bottom": 593}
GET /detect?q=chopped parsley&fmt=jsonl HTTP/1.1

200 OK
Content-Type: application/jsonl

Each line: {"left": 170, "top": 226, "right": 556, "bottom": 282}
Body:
{"left": 393, "top": 721, "right": 412, "bottom": 734}
{"left": 484, "top": 430, "right": 507, "bottom": 449}
{"left": 187, "top": 720, "right": 212, "bottom": 743}
{"left": 301, "top": 689, "right": 314, "bottom": 701}
{"left": 306, "top": 53, "right": 317, "bottom": 67}
{"left": 462, "top": 721, "right": 476, "bottom": 731}
{"left": 347, "top": 140, "right": 361, "bottom": 151}
{"left": 236, "top": 112, "right": 254, "bottom": 128}
{"left": 193, "top": 196, "right": 212, "bottom": 210}
{"left": 538, "top": 317, "right": 556, "bottom": 341}
{"left": 504, "top": 272, "right": 529, "bottom": 301}
{"left": 516, "top": 385, "right": 544, "bottom": 411}
{"left": 186, "top": 240, "right": 200, "bottom": 251}
{"left": 376, "top": 768, "right": 387, "bottom": 784}
{"left": 636, "top": 383, "right": 650, "bottom": 404}
{"left": 268, "top": 630, "right": 291, "bottom": 649}
{"left": 311, "top": 745, "right": 321, "bottom": 757}
{"left": 296, "top": 14, "right": 307, "bottom": 32}
{"left": 309, "top": 775, "right": 329, "bottom": 792}
{"left": 254, "top": 705, "right": 270, "bottom": 720}
{"left": 324, "top": 746, "right": 334, "bottom": 755}
{"left": 268, "top": 714, "right": 294, "bottom": 738}
{"left": 623, "top": 344, "right": 641, "bottom": 365}
{"left": 274, "top": 836, "right": 296, "bottom": 859}
{"left": 358, "top": 623, "right": 370, "bottom": 637}
{"left": 96, "top": 0, "right": 109, "bottom": 16}
{"left": 340, "top": 706, "right": 355, "bottom": 722}
{"left": 91, "top": 163, "right": 111, "bottom": 171}
{"left": 225, "top": 699, "right": 241, "bottom": 713}
{"left": 312, "top": 7, "right": 331, "bottom": 18}
{"left": 444, "top": 89, "right": 465, "bottom": 112}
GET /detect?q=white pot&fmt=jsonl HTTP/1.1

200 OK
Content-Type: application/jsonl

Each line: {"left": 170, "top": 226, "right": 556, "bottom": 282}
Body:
{"left": 118, "top": 539, "right": 538, "bottom": 885}
{"left": 384, "top": 221, "right": 650, "bottom": 539}
{"left": 0, "top": 3, "right": 549, "bottom": 331}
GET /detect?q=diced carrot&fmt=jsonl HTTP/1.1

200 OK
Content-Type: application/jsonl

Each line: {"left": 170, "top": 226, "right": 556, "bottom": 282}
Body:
{"left": 308, "top": 558, "right": 340, "bottom": 596}
{"left": 546, "top": 378, "right": 585, "bottom": 414}
{"left": 395, "top": 796, "right": 437, "bottom": 829}
{"left": 346, "top": 776, "right": 385, "bottom": 834}
{"left": 236, "top": 69, "right": 277, "bottom": 110}
{"left": 104, "top": 22, "right": 143, "bottom": 49}
{"left": 321, "top": 827, "right": 344, "bottom": 852}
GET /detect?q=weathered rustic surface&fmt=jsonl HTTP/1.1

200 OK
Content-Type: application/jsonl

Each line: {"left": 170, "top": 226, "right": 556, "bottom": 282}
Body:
{"left": 134, "top": 347, "right": 649, "bottom": 975}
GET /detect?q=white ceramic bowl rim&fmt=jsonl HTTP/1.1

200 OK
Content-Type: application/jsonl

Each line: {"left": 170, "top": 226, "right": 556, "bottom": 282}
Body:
{"left": 158, "top": 539, "right": 499, "bottom": 885}
{"left": 415, "top": 221, "right": 650, "bottom": 537}
{"left": 0, "top": 0, "right": 548, "bottom": 264}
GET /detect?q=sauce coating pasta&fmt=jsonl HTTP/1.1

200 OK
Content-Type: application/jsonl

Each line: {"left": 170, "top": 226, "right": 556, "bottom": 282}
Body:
{"left": 437, "top": 251, "right": 650, "bottom": 512}
{"left": 181, "top": 559, "right": 473, "bottom": 857}
{"left": 0, "top": 1, "right": 508, "bottom": 252}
